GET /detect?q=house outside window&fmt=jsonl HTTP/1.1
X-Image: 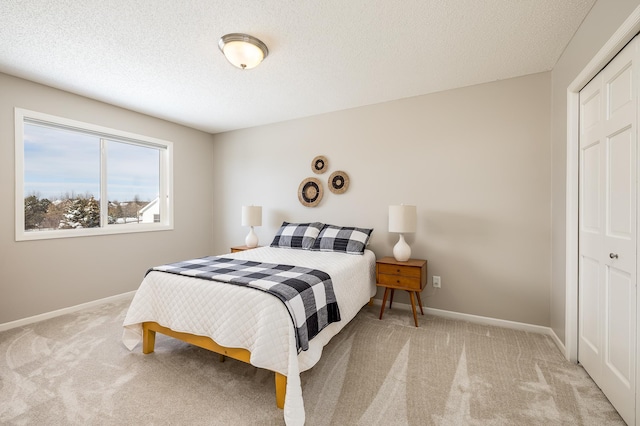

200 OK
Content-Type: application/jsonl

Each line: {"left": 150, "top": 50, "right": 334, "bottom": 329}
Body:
{"left": 15, "top": 108, "right": 173, "bottom": 241}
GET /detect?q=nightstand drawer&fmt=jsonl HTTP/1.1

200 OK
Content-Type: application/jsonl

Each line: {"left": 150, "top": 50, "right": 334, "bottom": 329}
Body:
{"left": 377, "top": 263, "right": 421, "bottom": 278}
{"left": 377, "top": 273, "right": 422, "bottom": 290}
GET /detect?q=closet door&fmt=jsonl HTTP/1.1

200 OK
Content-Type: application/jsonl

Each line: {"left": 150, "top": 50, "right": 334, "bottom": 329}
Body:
{"left": 578, "top": 37, "right": 637, "bottom": 425}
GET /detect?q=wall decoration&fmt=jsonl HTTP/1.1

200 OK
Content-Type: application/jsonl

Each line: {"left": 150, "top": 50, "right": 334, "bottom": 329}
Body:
{"left": 328, "top": 170, "right": 349, "bottom": 194}
{"left": 298, "top": 177, "right": 323, "bottom": 207}
{"left": 311, "top": 155, "right": 328, "bottom": 174}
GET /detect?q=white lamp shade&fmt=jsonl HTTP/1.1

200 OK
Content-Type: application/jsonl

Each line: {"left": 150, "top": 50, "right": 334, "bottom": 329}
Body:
{"left": 242, "top": 206, "right": 262, "bottom": 227}
{"left": 389, "top": 205, "right": 417, "bottom": 233}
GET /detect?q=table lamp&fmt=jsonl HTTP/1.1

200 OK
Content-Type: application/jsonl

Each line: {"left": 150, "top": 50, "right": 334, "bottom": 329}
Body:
{"left": 389, "top": 204, "right": 417, "bottom": 261}
{"left": 242, "top": 205, "right": 262, "bottom": 248}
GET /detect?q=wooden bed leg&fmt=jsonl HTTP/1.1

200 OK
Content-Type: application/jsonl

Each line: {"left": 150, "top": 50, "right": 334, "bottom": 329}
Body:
{"left": 142, "top": 323, "right": 156, "bottom": 354}
{"left": 368, "top": 297, "right": 374, "bottom": 306}
{"left": 275, "top": 372, "right": 286, "bottom": 409}
{"left": 219, "top": 354, "right": 226, "bottom": 362}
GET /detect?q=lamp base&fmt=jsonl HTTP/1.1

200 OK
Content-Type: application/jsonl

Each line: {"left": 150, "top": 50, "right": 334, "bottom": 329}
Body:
{"left": 393, "top": 234, "right": 411, "bottom": 262}
{"left": 245, "top": 227, "right": 259, "bottom": 248}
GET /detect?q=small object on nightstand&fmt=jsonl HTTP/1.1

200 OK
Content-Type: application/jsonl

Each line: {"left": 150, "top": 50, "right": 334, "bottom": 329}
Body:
{"left": 242, "top": 205, "right": 262, "bottom": 248}
{"left": 388, "top": 205, "right": 417, "bottom": 261}
{"left": 376, "top": 256, "right": 427, "bottom": 327}
{"left": 230, "top": 245, "right": 259, "bottom": 253}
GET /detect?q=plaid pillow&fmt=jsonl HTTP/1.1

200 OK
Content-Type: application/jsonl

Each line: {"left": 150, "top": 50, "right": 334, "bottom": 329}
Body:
{"left": 312, "top": 225, "right": 373, "bottom": 255}
{"left": 270, "top": 222, "right": 324, "bottom": 250}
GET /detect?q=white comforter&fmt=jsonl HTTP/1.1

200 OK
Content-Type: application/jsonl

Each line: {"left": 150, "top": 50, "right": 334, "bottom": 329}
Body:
{"left": 122, "top": 247, "right": 376, "bottom": 425}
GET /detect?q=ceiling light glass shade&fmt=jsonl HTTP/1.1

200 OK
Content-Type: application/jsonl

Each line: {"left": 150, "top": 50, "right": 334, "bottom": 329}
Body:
{"left": 219, "top": 33, "right": 269, "bottom": 70}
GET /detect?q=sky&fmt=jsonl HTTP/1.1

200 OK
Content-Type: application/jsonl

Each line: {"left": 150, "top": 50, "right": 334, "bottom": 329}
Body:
{"left": 24, "top": 123, "right": 160, "bottom": 202}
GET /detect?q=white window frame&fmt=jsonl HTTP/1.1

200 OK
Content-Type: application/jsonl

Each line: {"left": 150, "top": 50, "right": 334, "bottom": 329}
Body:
{"left": 15, "top": 108, "right": 174, "bottom": 241}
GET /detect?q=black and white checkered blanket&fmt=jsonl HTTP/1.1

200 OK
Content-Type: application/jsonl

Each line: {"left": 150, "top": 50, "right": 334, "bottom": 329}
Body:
{"left": 148, "top": 256, "right": 341, "bottom": 352}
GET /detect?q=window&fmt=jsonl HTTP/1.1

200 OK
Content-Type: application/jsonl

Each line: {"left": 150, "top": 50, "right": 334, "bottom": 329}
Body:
{"left": 15, "top": 108, "right": 173, "bottom": 241}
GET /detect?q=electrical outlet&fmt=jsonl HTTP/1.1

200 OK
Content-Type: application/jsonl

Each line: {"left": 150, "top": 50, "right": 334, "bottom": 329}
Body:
{"left": 433, "top": 276, "right": 441, "bottom": 288}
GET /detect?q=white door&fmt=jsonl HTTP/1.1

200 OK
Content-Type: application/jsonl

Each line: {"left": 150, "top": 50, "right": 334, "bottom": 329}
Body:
{"left": 579, "top": 36, "right": 637, "bottom": 425}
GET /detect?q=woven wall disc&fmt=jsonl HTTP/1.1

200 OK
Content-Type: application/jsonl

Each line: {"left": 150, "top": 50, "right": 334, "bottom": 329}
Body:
{"left": 298, "top": 177, "right": 323, "bottom": 207}
{"left": 311, "top": 155, "right": 328, "bottom": 174}
{"left": 328, "top": 170, "right": 349, "bottom": 194}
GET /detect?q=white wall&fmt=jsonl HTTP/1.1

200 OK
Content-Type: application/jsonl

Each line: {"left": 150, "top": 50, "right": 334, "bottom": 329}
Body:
{"left": 0, "top": 73, "right": 215, "bottom": 324}
{"left": 212, "top": 72, "right": 552, "bottom": 326}
{"left": 550, "top": 0, "right": 640, "bottom": 345}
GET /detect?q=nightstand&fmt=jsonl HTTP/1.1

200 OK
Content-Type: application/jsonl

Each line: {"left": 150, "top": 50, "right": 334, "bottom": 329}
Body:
{"left": 230, "top": 245, "right": 259, "bottom": 253}
{"left": 376, "top": 257, "right": 427, "bottom": 327}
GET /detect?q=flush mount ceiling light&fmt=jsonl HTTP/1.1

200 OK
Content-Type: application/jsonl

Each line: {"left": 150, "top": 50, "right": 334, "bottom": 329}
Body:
{"left": 218, "top": 33, "right": 269, "bottom": 70}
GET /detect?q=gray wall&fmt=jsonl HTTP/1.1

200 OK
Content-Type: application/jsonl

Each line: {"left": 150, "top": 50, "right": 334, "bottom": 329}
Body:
{"left": 0, "top": 73, "right": 215, "bottom": 324}
{"left": 212, "top": 72, "right": 552, "bottom": 326}
{"left": 7, "top": 0, "right": 629, "bottom": 331}
{"left": 550, "top": 0, "right": 640, "bottom": 345}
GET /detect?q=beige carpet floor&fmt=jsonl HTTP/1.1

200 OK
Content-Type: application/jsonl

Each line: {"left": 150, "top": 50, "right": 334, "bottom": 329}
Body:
{"left": 0, "top": 298, "right": 625, "bottom": 425}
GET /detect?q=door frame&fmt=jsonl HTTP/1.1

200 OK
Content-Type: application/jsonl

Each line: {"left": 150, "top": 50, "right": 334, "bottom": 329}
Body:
{"left": 566, "top": 6, "right": 640, "bottom": 363}
{"left": 565, "top": 4, "right": 640, "bottom": 420}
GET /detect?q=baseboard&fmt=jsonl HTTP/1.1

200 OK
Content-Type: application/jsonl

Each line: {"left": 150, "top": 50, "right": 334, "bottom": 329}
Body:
{"left": 371, "top": 299, "right": 554, "bottom": 336}
{"left": 548, "top": 328, "right": 568, "bottom": 360}
{"left": 4, "top": 293, "right": 565, "bottom": 354}
{"left": 0, "top": 291, "right": 136, "bottom": 332}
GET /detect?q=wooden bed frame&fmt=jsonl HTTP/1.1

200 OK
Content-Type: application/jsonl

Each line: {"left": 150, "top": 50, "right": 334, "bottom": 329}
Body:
{"left": 142, "top": 321, "right": 287, "bottom": 409}
{"left": 141, "top": 299, "right": 373, "bottom": 410}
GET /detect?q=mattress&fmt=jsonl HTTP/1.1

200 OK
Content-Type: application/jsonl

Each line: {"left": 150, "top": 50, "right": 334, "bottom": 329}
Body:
{"left": 122, "top": 246, "right": 376, "bottom": 425}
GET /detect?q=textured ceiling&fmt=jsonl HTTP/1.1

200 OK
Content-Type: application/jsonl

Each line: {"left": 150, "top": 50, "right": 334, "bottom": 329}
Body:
{"left": 0, "top": 0, "right": 595, "bottom": 133}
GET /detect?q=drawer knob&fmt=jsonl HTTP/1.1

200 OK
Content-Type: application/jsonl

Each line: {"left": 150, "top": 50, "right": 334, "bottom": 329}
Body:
{"left": 396, "top": 269, "right": 401, "bottom": 273}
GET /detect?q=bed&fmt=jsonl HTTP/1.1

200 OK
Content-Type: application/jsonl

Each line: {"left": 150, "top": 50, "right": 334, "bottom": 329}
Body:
{"left": 122, "top": 223, "right": 376, "bottom": 426}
